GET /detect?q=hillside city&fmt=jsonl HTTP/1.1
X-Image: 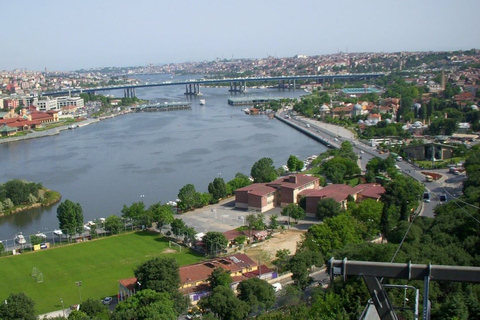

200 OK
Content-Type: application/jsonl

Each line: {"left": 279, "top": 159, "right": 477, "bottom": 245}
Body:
{"left": 0, "top": 50, "right": 480, "bottom": 320}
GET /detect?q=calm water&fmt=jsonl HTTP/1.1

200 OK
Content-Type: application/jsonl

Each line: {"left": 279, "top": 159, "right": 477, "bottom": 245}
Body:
{"left": 0, "top": 74, "right": 326, "bottom": 239}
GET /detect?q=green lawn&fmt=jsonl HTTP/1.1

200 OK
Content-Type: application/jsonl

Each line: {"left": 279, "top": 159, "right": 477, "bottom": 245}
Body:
{"left": 0, "top": 231, "right": 202, "bottom": 314}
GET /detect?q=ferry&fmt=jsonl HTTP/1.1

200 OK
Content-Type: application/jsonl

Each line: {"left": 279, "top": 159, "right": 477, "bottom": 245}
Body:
{"left": 199, "top": 99, "right": 206, "bottom": 105}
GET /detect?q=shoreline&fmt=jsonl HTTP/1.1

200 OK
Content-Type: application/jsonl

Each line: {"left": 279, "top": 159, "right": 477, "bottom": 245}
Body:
{"left": 0, "top": 118, "right": 101, "bottom": 144}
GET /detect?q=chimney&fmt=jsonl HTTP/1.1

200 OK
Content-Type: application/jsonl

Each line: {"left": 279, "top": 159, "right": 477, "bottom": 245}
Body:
{"left": 289, "top": 175, "right": 297, "bottom": 183}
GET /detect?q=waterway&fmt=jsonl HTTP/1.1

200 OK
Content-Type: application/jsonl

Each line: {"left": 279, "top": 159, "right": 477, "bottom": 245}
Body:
{"left": 0, "top": 74, "right": 326, "bottom": 240}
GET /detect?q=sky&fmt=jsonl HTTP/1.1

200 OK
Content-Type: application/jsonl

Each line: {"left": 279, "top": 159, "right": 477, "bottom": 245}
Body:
{"left": 1, "top": 0, "right": 479, "bottom": 71}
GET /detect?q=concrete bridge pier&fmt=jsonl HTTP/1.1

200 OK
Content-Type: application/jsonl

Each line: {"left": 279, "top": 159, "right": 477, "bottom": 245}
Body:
{"left": 229, "top": 81, "right": 246, "bottom": 93}
{"left": 184, "top": 83, "right": 201, "bottom": 95}
{"left": 124, "top": 88, "right": 136, "bottom": 98}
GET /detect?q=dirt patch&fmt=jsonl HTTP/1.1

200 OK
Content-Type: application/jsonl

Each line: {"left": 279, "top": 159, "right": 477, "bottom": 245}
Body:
{"left": 243, "top": 230, "right": 305, "bottom": 266}
{"left": 162, "top": 248, "right": 177, "bottom": 254}
{"left": 421, "top": 171, "right": 442, "bottom": 180}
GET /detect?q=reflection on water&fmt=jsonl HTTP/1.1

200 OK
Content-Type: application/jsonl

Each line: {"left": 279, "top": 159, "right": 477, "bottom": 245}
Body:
{"left": 0, "top": 75, "right": 326, "bottom": 239}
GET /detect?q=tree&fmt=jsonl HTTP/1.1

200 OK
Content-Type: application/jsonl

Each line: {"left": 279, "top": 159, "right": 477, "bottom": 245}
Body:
{"left": 198, "top": 285, "right": 249, "bottom": 320}
{"left": 208, "top": 177, "right": 228, "bottom": 202}
{"left": 289, "top": 250, "right": 323, "bottom": 289}
{"left": 0, "top": 292, "right": 36, "bottom": 320}
{"left": 237, "top": 278, "right": 276, "bottom": 313}
{"left": 79, "top": 298, "right": 108, "bottom": 318}
{"left": 235, "top": 235, "right": 247, "bottom": 248}
{"left": 287, "top": 155, "right": 304, "bottom": 172}
{"left": 281, "top": 203, "right": 305, "bottom": 225}
{"left": 208, "top": 267, "right": 232, "bottom": 290}
{"left": 203, "top": 231, "right": 228, "bottom": 256}
{"left": 251, "top": 157, "right": 277, "bottom": 183}
{"left": 68, "top": 310, "right": 90, "bottom": 320}
{"left": 112, "top": 289, "right": 177, "bottom": 320}
{"left": 147, "top": 203, "right": 174, "bottom": 231}
{"left": 177, "top": 184, "right": 197, "bottom": 211}
{"left": 0, "top": 241, "right": 4, "bottom": 255}
{"left": 170, "top": 218, "right": 187, "bottom": 238}
{"left": 134, "top": 257, "right": 180, "bottom": 296}
{"left": 57, "top": 199, "right": 84, "bottom": 235}
{"left": 273, "top": 249, "right": 291, "bottom": 274}
{"left": 245, "top": 213, "right": 266, "bottom": 235}
{"left": 269, "top": 213, "right": 280, "bottom": 231}
{"left": 121, "top": 202, "right": 146, "bottom": 220}
{"left": 227, "top": 173, "right": 252, "bottom": 194}
{"left": 316, "top": 198, "right": 341, "bottom": 220}
{"left": 105, "top": 215, "right": 123, "bottom": 234}
{"left": 30, "top": 235, "right": 44, "bottom": 246}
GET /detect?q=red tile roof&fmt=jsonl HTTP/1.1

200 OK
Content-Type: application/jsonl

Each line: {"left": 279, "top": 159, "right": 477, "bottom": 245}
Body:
{"left": 235, "top": 183, "right": 276, "bottom": 196}
{"left": 119, "top": 277, "right": 137, "bottom": 291}
{"left": 267, "top": 174, "right": 318, "bottom": 190}
{"left": 352, "top": 183, "right": 386, "bottom": 200}
{"left": 306, "top": 184, "right": 358, "bottom": 202}
{"left": 179, "top": 254, "right": 257, "bottom": 284}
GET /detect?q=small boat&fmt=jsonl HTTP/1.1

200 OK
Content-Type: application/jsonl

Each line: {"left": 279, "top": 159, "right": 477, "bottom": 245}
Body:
{"left": 15, "top": 232, "right": 26, "bottom": 245}
{"left": 199, "top": 99, "right": 206, "bottom": 105}
{"left": 84, "top": 224, "right": 91, "bottom": 231}
{"left": 35, "top": 232, "right": 47, "bottom": 239}
{"left": 242, "top": 108, "right": 250, "bottom": 114}
{"left": 54, "top": 229, "right": 63, "bottom": 236}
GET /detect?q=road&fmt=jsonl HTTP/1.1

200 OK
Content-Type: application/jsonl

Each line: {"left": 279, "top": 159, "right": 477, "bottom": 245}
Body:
{"left": 283, "top": 114, "right": 465, "bottom": 218}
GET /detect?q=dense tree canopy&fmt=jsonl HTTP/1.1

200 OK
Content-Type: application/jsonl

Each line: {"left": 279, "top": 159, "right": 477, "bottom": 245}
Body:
{"left": 287, "top": 155, "right": 304, "bottom": 172}
{"left": 57, "top": 199, "right": 84, "bottom": 235}
{"left": 316, "top": 197, "right": 342, "bottom": 221}
{"left": 251, "top": 157, "right": 277, "bottom": 183}
{"left": 207, "top": 267, "right": 232, "bottom": 290}
{"left": 238, "top": 278, "right": 276, "bottom": 313}
{"left": 208, "top": 177, "right": 228, "bottom": 202}
{"left": 281, "top": 203, "right": 306, "bottom": 224}
{"left": 177, "top": 184, "right": 197, "bottom": 211}
{"left": 0, "top": 292, "right": 36, "bottom": 320}
{"left": 112, "top": 289, "right": 177, "bottom": 320}
{"left": 134, "top": 257, "right": 180, "bottom": 296}
{"left": 198, "top": 285, "right": 250, "bottom": 320}
{"left": 202, "top": 231, "right": 228, "bottom": 256}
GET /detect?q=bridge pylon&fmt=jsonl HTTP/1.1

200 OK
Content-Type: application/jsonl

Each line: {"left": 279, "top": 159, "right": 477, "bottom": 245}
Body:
{"left": 184, "top": 83, "right": 201, "bottom": 95}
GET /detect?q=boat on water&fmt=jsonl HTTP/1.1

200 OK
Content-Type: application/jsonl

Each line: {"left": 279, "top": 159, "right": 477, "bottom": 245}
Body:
{"left": 35, "top": 232, "right": 47, "bottom": 239}
{"left": 15, "top": 232, "right": 26, "bottom": 245}
{"left": 54, "top": 229, "right": 63, "bottom": 236}
{"left": 242, "top": 108, "right": 250, "bottom": 114}
{"left": 199, "top": 99, "right": 206, "bottom": 105}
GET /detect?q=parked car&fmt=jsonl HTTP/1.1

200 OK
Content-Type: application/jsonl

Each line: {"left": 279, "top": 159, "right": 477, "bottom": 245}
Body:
{"left": 423, "top": 192, "right": 431, "bottom": 203}
{"left": 102, "top": 297, "right": 113, "bottom": 305}
{"left": 439, "top": 194, "right": 447, "bottom": 202}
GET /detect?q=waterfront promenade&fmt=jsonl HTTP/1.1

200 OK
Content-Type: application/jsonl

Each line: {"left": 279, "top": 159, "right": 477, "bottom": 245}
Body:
{"left": 0, "top": 118, "right": 100, "bottom": 144}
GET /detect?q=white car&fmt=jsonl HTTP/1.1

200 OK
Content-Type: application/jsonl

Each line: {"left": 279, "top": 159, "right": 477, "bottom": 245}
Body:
{"left": 102, "top": 297, "right": 113, "bottom": 305}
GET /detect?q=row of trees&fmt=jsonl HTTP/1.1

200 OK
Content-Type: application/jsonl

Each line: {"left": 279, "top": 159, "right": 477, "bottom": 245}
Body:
{"left": 0, "top": 179, "right": 44, "bottom": 213}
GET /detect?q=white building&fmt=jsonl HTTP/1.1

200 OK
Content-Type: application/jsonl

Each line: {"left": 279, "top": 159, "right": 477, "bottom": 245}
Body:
{"left": 34, "top": 96, "right": 84, "bottom": 111}
{"left": 34, "top": 98, "right": 58, "bottom": 111}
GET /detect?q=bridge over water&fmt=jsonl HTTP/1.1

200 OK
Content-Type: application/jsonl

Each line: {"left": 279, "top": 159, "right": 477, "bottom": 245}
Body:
{"left": 42, "top": 73, "right": 385, "bottom": 98}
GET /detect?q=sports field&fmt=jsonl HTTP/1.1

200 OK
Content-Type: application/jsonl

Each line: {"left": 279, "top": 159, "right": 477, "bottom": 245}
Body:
{"left": 0, "top": 231, "right": 202, "bottom": 314}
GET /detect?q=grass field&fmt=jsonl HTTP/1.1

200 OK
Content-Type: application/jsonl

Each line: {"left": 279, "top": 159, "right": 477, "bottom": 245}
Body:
{"left": 0, "top": 231, "right": 202, "bottom": 314}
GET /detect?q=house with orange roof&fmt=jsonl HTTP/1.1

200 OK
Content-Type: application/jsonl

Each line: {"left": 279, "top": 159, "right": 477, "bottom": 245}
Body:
{"left": 118, "top": 253, "right": 274, "bottom": 305}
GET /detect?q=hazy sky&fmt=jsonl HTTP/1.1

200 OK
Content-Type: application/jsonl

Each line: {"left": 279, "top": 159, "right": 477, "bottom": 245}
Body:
{"left": 1, "top": 0, "right": 479, "bottom": 71}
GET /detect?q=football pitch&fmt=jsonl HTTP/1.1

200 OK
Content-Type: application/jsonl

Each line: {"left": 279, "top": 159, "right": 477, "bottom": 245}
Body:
{"left": 0, "top": 231, "right": 202, "bottom": 314}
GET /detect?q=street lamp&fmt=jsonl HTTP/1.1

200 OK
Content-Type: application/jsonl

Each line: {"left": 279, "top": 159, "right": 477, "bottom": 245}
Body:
{"left": 60, "top": 298, "right": 65, "bottom": 318}
{"left": 76, "top": 281, "right": 82, "bottom": 302}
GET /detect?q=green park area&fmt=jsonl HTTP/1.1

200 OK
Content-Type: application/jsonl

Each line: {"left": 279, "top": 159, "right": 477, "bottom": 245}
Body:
{"left": 0, "top": 231, "right": 202, "bottom": 314}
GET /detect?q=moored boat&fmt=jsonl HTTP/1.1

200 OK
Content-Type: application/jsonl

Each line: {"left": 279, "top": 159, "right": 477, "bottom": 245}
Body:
{"left": 199, "top": 99, "right": 206, "bottom": 105}
{"left": 15, "top": 232, "right": 26, "bottom": 245}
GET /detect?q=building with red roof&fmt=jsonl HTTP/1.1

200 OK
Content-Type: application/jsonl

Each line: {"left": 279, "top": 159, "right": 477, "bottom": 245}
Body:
{"left": 235, "top": 174, "right": 320, "bottom": 212}
{"left": 118, "top": 253, "right": 274, "bottom": 305}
